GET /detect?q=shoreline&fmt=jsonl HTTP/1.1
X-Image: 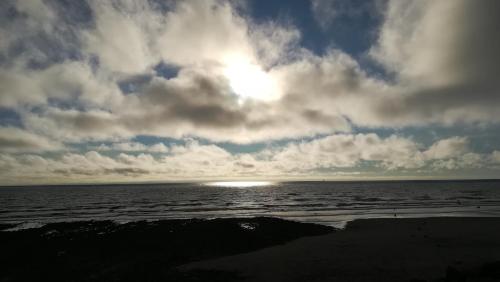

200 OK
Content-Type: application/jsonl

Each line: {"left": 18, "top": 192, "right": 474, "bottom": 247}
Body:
{"left": 4, "top": 212, "right": 500, "bottom": 232}
{"left": 2, "top": 217, "right": 500, "bottom": 281}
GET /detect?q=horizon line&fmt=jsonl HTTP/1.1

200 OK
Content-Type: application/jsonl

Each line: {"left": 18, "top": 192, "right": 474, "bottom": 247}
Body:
{"left": 1, "top": 178, "right": 500, "bottom": 188}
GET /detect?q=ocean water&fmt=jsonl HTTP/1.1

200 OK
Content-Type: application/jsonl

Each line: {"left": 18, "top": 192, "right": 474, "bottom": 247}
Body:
{"left": 1, "top": 180, "right": 500, "bottom": 229}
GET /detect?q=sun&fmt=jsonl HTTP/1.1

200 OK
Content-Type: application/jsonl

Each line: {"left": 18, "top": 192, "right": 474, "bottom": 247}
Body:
{"left": 223, "top": 57, "right": 280, "bottom": 102}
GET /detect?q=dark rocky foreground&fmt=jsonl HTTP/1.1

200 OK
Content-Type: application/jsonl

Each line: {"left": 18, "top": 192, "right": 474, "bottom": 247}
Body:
{"left": 3, "top": 217, "right": 500, "bottom": 282}
{"left": 0, "top": 217, "right": 333, "bottom": 282}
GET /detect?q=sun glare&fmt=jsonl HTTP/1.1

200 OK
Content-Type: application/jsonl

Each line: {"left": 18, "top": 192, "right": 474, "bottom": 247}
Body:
{"left": 205, "top": 181, "right": 274, "bottom": 187}
{"left": 223, "top": 58, "right": 280, "bottom": 102}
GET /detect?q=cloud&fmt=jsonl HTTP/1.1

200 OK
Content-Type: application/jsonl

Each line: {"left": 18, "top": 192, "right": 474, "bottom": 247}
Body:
{"left": 492, "top": 151, "right": 500, "bottom": 164}
{"left": 1, "top": 133, "right": 493, "bottom": 184}
{"left": 368, "top": 0, "right": 500, "bottom": 126}
{"left": 23, "top": 108, "right": 128, "bottom": 142}
{"left": 0, "top": 61, "right": 122, "bottom": 108}
{"left": 423, "top": 137, "right": 469, "bottom": 160}
{"left": 431, "top": 153, "right": 483, "bottom": 170}
{"left": 96, "top": 142, "right": 168, "bottom": 153}
{"left": 82, "top": 1, "right": 160, "bottom": 74}
{"left": 0, "top": 0, "right": 500, "bottom": 183}
{"left": 0, "top": 127, "right": 63, "bottom": 153}
{"left": 267, "top": 133, "right": 425, "bottom": 171}
{"left": 15, "top": 0, "right": 56, "bottom": 26}
{"left": 3, "top": 0, "right": 500, "bottom": 143}
{"left": 310, "top": 0, "right": 338, "bottom": 30}
{"left": 1, "top": 0, "right": 353, "bottom": 144}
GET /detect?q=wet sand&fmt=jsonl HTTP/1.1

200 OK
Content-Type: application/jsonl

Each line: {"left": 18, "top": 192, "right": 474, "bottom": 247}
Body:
{"left": 182, "top": 217, "right": 500, "bottom": 282}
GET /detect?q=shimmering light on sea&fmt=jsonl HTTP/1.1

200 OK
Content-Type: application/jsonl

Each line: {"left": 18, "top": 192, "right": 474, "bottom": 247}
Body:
{"left": 204, "top": 181, "right": 275, "bottom": 187}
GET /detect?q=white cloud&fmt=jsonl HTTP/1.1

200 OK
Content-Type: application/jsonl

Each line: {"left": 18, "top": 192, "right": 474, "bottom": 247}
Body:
{"left": 268, "top": 133, "right": 425, "bottom": 171}
{"left": 431, "top": 153, "right": 483, "bottom": 170}
{"left": 82, "top": 1, "right": 160, "bottom": 74}
{"left": 424, "top": 137, "right": 469, "bottom": 160}
{"left": 96, "top": 142, "right": 169, "bottom": 153}
{"left": 2, "top": 133, "right": 492, "bottom": 184}
{"left": 0, "top": 62, "right": 122, "bottom": 108}
{"left": 489, "top": 151, "right": 500, "bottom": 166}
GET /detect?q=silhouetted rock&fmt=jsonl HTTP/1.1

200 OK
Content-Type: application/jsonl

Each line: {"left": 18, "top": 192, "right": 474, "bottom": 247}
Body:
{"left": 0, "top": 217, "right": 333, "bottom": 282}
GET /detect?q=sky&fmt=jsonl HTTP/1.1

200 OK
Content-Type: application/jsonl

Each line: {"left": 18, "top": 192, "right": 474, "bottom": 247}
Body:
{"left": 1, "top": 0, "right": 500, "bottom": 184}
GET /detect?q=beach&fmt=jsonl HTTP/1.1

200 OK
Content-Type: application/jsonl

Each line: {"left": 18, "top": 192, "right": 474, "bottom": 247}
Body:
{"left": 2, "top": 217, "right": 500, "bottom": 281}
{"left": 184, "top": 217, "right": 500, "bottom": 282}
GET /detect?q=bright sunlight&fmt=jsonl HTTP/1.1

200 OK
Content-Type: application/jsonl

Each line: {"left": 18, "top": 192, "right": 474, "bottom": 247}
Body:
{"left": 223, "top": 57, "right": 280, "bottom": 102}
{"left": 205, "top": 181, "right": 274, "bottom": 187}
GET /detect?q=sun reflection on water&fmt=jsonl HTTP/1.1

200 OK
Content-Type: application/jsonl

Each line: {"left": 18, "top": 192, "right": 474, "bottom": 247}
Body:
{"left": 204, "top": 181, "right": 274, "bottom": 187}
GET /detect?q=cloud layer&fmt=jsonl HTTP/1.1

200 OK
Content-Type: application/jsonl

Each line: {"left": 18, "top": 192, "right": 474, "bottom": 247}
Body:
{"left": 1, "top": 134, "right": 498, "bottom": 184}
{"left": 1, "top": 0, "right": 500, "bottom": 182}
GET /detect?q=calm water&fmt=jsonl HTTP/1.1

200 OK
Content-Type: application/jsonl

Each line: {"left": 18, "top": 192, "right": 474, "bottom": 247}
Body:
{"left": 1, "top": 180, "right": 500, "bottom": 229}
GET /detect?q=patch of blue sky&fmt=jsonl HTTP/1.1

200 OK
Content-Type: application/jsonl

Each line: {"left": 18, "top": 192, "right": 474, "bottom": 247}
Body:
{"left": 0, "top": 0, "right": 91, "bottom": 70}
{"left": 249, "top": 0, "right": 391, "bottom": 81}
{"left": 250, "top": 0, "right": 382, "bottom": 56}
{"left": 0, "top": 1, "right": 20, "bottom": 25}
{"left": 211, "top": 133, "right": 348, "bottom": 154}
{"left": 132, "top": 135, "right": 182, "bottom": 147}
{"left": 209, "top": 140, "right": 268, "bottom": 154}
{"left": 5, "top": 28, "right": 83, "bottom": 70}
{"left": 118, "top": 62, "right": 179, "bottom": 94}
{"left": 154, "top": 61, "right": 180, "bottom": 80}
{"left": 118, "top": 74, "right": 153, "bottom": 94}
{"left": 47, "top": 97, "right": 86, "bottom": 111}
{"left": 147, "top": 0, "right": 176, "bottom": 14}
{"left": 250, "top": 0, "right": 328, "bottom": 55}
{"left": 87, "top": 54, "right": 100, "bottom": 73}
{"left": 0, "top": 108, "right": 23, "bottom": 128}
{"left": 45, "top": 0, "right": 94, "bottom": 27}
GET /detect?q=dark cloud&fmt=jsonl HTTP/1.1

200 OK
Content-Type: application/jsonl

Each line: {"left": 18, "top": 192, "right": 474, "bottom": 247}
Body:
{"left": 49, "top": 110, "right": 117, "bottom": 132}
{"left": 53, "top": 167, "right": 151, "bottom": 177}
{"left": 368, "top": 0, "right": 500, "bottom": 126}
{"left": 0, "top": 136, "right": 38, "bottom": 150}
{"left": 123, "top": 74, "right": 247, "bottom": 129}
{"left": 0, "top": 127, "right": 61, "bottom": 152}
{"left": 103, "top": 167, "right": 150, "bottom": 176}
{"left": 374, "top": 84, "right": 500, "bottom": 126}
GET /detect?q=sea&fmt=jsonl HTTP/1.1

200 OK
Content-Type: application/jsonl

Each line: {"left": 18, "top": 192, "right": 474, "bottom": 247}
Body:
{"left": 1, "top": 180, "right": 500, "bottom": 230}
